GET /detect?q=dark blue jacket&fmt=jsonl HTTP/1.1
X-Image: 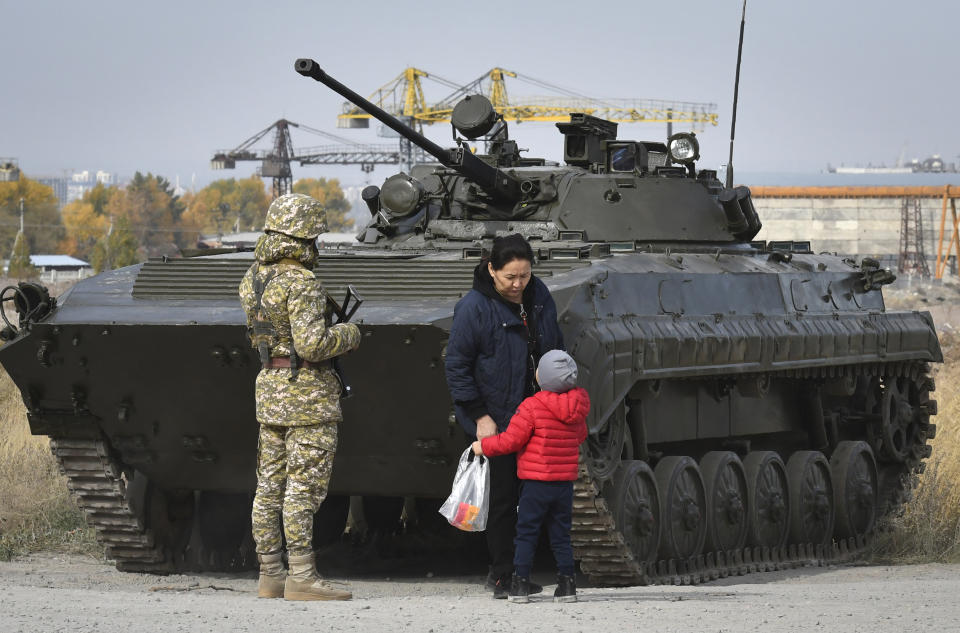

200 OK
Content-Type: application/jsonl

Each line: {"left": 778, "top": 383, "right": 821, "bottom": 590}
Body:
{"left": 445, "top": 269, "right": 564, "bottom": 436}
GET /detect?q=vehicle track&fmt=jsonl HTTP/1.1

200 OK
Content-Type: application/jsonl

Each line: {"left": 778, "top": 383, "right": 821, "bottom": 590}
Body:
{"left": 50, "top": 438, "right": 171, "bottom": 573}
{"left": 571, "top": 360, "right": 935, "bottom": 586}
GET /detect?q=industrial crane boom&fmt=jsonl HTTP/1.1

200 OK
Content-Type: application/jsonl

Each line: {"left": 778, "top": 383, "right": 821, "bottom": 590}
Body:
{"left": 337, "top": 67, "right": 719, "bottom": 129}
{"left": 211, "top": 119, "right": 403, "bottom": 199}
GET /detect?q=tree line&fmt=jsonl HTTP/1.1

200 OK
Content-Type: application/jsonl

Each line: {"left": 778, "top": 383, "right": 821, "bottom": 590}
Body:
{"left": 0, "top": 174, "right": 354, "bottom": 275}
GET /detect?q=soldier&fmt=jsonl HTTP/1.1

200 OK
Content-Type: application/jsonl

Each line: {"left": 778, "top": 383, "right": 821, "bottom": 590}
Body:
{"left": 239, "top": 193, "right": 361, "bottom": 601}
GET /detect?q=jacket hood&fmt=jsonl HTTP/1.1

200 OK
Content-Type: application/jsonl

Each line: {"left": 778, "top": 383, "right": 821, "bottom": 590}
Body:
{"left": 472, "top": 262, "right": 538, "bottom": 307}
{"left": 254, "top": 232, "right": 317, "bottom": 266}
{"left": 537, "top": 387, "right": 590, "bottom": 426}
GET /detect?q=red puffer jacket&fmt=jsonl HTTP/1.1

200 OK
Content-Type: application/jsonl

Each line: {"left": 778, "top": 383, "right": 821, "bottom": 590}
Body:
{"left": 480, "top": 387, "right": 590, "bottom": 481}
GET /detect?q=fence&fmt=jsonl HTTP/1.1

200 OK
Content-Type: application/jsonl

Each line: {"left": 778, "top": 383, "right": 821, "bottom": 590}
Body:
{"left": 37, "top": 268, "right": 94, "bottom": 284}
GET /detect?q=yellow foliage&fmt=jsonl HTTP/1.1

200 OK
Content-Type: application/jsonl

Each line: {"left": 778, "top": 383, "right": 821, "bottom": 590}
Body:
{"left": 292, "top": 178, "right": 354, "bottom": 232}
{"left": 60, "top": 201, "right": 110, "bottom": 260}
{"left": 871, "top": 331, "right": 960, "bottom": 562}
{"left": 0, "top": 176, "right": 63, "bottom": 255}
{"left": 181, "top": 177, "right": 270, "bottom": 235}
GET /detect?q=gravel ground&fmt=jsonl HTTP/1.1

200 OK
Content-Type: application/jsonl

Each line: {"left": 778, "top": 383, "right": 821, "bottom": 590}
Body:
{"left": 2, "top": 553, "right": 959, "bottom": 633}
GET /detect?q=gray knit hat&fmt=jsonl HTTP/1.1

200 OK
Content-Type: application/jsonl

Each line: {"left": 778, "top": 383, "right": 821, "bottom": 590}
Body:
{"left": 537, "top": 349, "right": 578, "bottom": 393}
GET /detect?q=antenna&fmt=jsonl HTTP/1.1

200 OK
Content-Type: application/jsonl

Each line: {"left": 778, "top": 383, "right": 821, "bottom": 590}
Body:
{"left": 726, "top": 1, "right": 746, "bottom": 189}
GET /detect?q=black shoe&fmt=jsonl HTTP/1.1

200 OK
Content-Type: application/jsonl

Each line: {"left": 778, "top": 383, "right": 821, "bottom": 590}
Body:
{"left": 492, "top": 575, "right": 510, "bottom": 600}
{"left": 508, "top": 575, "right": 531, "bottom": 603}
{"left": 488, "top": 571, "right": 540, "bottom": 596}
{"left": 554, "top": 574, "right": 577, "bottom": 603}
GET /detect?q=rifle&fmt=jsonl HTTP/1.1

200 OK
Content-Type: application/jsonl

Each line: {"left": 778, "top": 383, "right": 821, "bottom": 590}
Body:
{"left": 326, "top": 284, "right": 364, "bottom": 398}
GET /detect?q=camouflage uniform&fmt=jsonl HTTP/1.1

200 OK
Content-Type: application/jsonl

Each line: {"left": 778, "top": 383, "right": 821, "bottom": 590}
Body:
{"left": 239, "top": 193, "right": 361, "bottom": 557}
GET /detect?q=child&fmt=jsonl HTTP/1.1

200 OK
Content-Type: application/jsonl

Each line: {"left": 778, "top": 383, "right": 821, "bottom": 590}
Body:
{"left": 472, "top": 349, "right": 590, "bottom": 603}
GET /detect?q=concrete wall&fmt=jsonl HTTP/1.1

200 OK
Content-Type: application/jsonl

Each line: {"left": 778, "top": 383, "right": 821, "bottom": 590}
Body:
{"left": 753, "top": 196, "right": 945, "bottom": 268}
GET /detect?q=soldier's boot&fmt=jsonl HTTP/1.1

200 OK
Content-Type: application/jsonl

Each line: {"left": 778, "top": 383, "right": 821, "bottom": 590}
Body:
{"left": 284, "top": 552, "right": 352, "bottom": 601}
{"left": 257, "top": 552, "right": 287, "bottom": 599}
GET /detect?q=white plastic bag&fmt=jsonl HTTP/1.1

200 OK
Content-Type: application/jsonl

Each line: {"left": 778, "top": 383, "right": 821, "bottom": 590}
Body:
{"left": 439, "top": 447, "right": 490, "bottom": 532}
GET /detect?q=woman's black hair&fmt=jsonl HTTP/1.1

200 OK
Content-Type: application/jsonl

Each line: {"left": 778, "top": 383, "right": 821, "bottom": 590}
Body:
{"left": 488, "top": 233, "right": 534, "bottom": 270}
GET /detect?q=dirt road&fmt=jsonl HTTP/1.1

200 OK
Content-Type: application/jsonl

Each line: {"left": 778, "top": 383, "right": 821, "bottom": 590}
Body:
{"left": 2, "top": 554, "right": 958, "bottom": 632}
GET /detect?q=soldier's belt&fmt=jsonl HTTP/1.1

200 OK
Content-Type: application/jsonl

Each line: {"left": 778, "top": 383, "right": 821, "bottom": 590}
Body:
{"left": 262, "top": 356, "right": 331, "bottom": 371}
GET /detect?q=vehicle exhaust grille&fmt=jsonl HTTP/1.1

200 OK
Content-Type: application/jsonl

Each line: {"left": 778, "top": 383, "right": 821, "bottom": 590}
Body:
{"left": 132, "top": 256, "right": 590, "bottom": 301}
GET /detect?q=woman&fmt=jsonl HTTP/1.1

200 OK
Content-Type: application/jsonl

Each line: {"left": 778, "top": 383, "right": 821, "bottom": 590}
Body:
{"left": 444, "top": 233, "right": 565, "bottom": 598}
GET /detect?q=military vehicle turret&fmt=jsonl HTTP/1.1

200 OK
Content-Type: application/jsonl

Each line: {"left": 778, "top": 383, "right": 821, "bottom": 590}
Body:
{"left": 0, "top": 59, "right": 940, "bottom": 585}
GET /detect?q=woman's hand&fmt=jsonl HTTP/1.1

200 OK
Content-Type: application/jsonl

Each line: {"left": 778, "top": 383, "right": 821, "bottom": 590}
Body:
{"left": 471, "top": 440, "right": 484, "bottom": 456}
{"left": 475, "top": 415, "right": 497, "bottom": 440}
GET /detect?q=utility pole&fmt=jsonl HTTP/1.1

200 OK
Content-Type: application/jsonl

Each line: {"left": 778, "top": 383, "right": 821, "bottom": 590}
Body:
{"left": 9, "top": 197, "right": 24, "bottom": 260}
{"left": 8, "top": 197, "right": 35, "bottom": 278}
{"left": 104, "top": 217, "right": 113, "bottom": 271}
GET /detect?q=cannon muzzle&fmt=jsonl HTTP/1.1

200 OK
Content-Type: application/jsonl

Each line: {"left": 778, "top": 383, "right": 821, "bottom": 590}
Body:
{"left": 295, "top": 58, "right": 519, "bottom": 202}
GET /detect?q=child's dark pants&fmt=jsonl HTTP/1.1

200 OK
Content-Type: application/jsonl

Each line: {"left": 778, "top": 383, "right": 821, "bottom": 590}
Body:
{"left": 513, "top": 479, "right": 574, "bottom": 578}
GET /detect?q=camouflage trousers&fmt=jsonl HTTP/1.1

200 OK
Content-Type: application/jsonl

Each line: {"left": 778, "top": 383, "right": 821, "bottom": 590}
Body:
{"left": 251, "top": 423, "right": 337, "bottom": 556}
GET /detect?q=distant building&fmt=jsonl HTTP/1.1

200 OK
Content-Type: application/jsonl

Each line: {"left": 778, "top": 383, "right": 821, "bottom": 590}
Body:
{"left": 28, "top": 255, "right": 93, "bottom": 282}
{"left": 67, "top": 170, "right": 115, "bottom": 203}
{"left": 0, "top": 158, "right": 20, "bottom": 182}
{"left": 196, "top": 231, "right": 263, "bottom": 250}
{"left": 37, "top": 176, "right": 69, "bottom": 207}
{"left": 36, "top": 169, "right": 119, "bottom": 208}
{"left": 172, "top": 175, "right": 188, "bottom": 198}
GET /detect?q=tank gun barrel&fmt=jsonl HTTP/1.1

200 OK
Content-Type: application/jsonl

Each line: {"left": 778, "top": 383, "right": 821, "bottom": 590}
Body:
{"left": 295, "top": 59, "right": 519, "bottom": 202}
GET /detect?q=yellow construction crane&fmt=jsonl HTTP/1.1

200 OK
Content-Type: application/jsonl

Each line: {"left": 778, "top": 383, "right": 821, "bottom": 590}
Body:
{"left": 337, "top": 67, "right": 719, "bottom": 129}
{"left": 337, "top": 67, "right": 458, "bottom": 128}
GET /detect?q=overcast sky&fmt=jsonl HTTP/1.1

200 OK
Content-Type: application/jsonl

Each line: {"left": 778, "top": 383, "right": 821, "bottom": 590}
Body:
{"left": 3, "top": 0, "right": 959, "bottom": 190}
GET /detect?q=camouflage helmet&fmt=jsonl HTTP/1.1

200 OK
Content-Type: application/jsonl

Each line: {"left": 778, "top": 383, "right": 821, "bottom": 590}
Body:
{"left": 263, "top": 193, "right": 327, "bottom": 239}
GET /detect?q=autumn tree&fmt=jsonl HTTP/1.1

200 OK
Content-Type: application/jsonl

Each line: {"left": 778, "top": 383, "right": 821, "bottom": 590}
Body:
{"left": 106, "top": 172, "right": 186, "bottom": 258}
{"left": 292, "top": 178, "right": 354, "bottom": 232}
{"left": 0, "top": 176, "right": 63, "bottom": 255}
{"left": 7, "top": 232, "right": 37, "bottom": 279}
{"left": 90, "top": 216, "right": 140, "bottom": 272}
{"left": 84, "top": 181, "right": 112, "bottom": 215}
{"left": 60, "top": 183, "right": 114, "bottom": 261}
{"left": 181, "top": 176, "right": 270, "bottom": 238}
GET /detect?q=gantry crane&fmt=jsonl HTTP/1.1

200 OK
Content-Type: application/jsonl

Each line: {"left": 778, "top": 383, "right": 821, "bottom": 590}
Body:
{"left": 336, "top": 67, "right": 719, "bottom": 130}
{"left": 211, "top": 120, "right": 402, "bottom": 199}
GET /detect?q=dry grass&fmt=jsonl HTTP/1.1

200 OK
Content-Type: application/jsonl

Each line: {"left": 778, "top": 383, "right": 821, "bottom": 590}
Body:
{"left": 870, "top": 331, "right": 960, "bottom": 562}
{"left": 0, "top": 368, "right": 101, "bottom": 561}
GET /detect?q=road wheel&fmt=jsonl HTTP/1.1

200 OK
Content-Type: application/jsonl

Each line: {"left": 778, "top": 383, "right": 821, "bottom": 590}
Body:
{"left": 700, "top": 451, "right": 748, "bottom": 553}
{"left": 744, "top": 451, "right": 789, "bottom": 548}
{"left": 830, "top": 441, "right": 878, "bottom": 540}
{"left": 607, "top": 460, "right": 661, "bottom": 567}
{"left": 654, "top": 456, "right": 707, "bottom": 560}
{"left": 786, "top": 451, "right": 834, "bottom": 546}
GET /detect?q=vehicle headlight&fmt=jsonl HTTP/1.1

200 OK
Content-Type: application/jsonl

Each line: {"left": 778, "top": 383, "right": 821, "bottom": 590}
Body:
{"left": 380, "top": 173, "right": 424, "bottom": 218}
{"left": 668, "top": 133, "right": 700, "bottom": 164}
{"left": 452, "top": 95, "right": 497, "bottom": 140}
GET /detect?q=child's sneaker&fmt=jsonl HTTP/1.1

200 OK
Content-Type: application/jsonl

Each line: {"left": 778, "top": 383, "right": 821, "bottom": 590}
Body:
{"left": 554, "top": 574, "right": 577, "bottom": 603}
{"left": 508, "top": 575, "right": 531, "bottom": 603}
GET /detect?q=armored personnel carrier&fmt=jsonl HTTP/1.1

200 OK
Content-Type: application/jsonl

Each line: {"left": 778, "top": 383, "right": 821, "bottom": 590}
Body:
{"left": 0, "top": 59, "right": 940, "bottom": 585}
